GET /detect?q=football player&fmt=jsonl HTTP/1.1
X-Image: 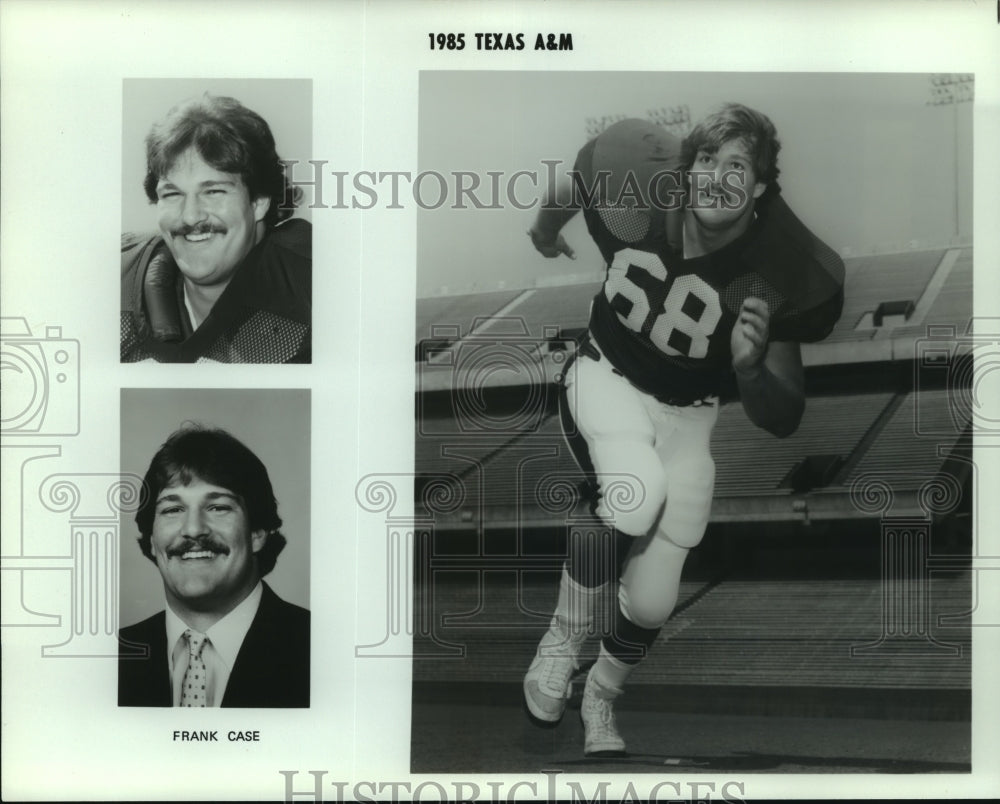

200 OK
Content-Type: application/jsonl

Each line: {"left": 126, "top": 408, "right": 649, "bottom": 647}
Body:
{"left": 121, "top": 94, "right": 311, "bottom": 364}
{"left": 524, "top": 103, "right": 844, "bottom": 755}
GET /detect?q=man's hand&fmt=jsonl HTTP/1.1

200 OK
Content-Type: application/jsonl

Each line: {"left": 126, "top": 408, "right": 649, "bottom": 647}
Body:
{"left": 528, "top": 227, "right": 576, "bottom": 260}
{"left": 731, "top": 297, "right": 804, "bottom": 438}
{"left": 731, "top": 297, "right": 770, "bottom": 376}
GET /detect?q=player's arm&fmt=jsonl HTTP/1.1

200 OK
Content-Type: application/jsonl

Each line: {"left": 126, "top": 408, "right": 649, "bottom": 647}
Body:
{"left": 528, "top": 175, "right": 579, "bottom": 259}
{"left": 732, "top": 297, "right": 805, "bottom": 438}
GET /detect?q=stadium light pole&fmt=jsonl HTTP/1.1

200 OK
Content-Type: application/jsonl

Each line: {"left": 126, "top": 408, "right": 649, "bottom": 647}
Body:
{"left": 926, "top": 74, "right": 974, "bottom": 240}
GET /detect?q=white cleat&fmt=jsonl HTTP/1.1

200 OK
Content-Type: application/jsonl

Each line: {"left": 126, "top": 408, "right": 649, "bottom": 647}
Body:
{"left": 581, "top": 667, "right": 626, "bottom": 756}
{"left": 523, "top": 628, "right": 583, "bottom": 723}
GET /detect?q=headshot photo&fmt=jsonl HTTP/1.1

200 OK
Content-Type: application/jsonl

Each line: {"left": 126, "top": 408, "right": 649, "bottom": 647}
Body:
{"left": 118, "top": 388, "right": 310, "bottom": 708}
{"left": 120, "top": 79, "right": 312, "bottom": 363}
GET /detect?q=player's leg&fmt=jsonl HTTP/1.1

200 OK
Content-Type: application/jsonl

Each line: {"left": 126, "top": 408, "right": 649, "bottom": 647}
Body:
{"left": 581, "top": 401, "right": 718, "bottom": 754}
{"left": 523, "top": 553, "right": 609, "bottom": 723}
{"left": 524, "top": 349, "right": 666, "bottom": 723}
{"left": 563, "top": 351, "right": 670, "bottom": 540}
{"left": 581, "top": 535, "right": 689, "bottom": 754}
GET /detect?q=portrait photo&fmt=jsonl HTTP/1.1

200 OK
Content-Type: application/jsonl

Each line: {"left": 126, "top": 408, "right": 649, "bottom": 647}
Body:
{"left": 118, "top": 387, "right": 310, "bottom": 708}
{"left": 120, "top": 78, "right": 313, "bottom": 364}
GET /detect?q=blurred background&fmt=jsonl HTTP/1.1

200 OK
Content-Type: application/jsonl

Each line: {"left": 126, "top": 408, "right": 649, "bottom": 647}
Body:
{"left": 417, "top": 71, "right": 971, "bottom": 296}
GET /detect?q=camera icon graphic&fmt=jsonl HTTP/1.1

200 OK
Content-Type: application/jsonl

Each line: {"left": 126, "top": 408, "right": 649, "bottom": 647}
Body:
{"left": 417, "top": 316, "right": 573, "bottom": 437}
{"left": 1, "top": 317, "right": 80, "bottom": 436}
{"left": 914, "top": 320, "right": 1000, "bottom": 437}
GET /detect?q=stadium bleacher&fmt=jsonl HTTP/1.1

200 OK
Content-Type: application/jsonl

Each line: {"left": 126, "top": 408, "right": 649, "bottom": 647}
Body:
{"left": 416, "top": 245, "right": 974, "bottom": 520}
{"left": 412, "top": 244, "right": 974, "bottom": 719}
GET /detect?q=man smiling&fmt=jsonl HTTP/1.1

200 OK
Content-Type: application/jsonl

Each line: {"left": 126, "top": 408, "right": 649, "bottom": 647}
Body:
{"left": 121, "top": 94, "right": 311, "bottom": 363}
{"left": 118, "top": 427, "right": 310, "bottom": 708}
{"left": 150, "top": 477, "right": 265, "bottom": 633}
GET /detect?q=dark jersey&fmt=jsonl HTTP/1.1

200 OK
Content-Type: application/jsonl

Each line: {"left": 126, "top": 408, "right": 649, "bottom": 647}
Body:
{"left": 121, "top": 218, "right": 312, "bottom": 363}
{"left": 575, "top": 119, "right": 844, "bottom": 402}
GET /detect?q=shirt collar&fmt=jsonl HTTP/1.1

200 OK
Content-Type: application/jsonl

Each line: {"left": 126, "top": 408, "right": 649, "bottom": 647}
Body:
{"left": 165, "top": 582, "right": 264, "bottom": 670}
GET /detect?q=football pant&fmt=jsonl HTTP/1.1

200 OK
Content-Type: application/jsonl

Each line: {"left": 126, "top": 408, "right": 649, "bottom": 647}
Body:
{"left": 562, "top": 344, "right": 718, "bottom": 550}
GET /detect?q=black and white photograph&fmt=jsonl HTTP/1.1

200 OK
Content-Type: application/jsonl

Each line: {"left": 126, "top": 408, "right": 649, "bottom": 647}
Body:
{"left": 118, "top": 388, "right": 310, "bottom": 708}
{"left": 120, "top": 79, "right": 313, "bottom": 364}
{"left": 2, "top": 1, "right": 998, "bottom": 801}
{"left": 413, "top": 71, "right": 975, "bottom": 774}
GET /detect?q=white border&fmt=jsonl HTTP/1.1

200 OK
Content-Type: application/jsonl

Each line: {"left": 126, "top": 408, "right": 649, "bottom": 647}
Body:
{"left": 2, "top": 1, "right": 998, "bottom": 800}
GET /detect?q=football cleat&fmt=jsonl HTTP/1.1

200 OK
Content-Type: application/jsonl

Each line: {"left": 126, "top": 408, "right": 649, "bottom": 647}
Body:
{"left": 581, "top": 666, "right": 626, "bottom": 756}
{"left": 523, "top": 626, "right": 585, "bottom": 723}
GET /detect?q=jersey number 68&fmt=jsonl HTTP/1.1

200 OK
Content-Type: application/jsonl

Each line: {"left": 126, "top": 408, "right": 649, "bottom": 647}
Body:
{"left": 604, "top": 248, "right": 723, "bottom": 359}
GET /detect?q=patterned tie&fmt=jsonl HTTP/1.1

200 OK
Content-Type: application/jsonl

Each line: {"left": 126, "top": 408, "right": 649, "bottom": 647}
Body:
{"left": 180, "top": 629, "right": 209, "bottom": 707}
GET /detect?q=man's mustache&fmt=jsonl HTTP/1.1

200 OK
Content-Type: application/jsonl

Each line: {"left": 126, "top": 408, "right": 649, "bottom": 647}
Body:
{"left": 167, "top": 538, "right": 229, "bottom": 558}
{"left": 171, "top": 223, "right": 227, "bottom": 238}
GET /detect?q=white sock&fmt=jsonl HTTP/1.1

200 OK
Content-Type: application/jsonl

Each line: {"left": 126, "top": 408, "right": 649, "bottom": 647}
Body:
{"left": 552, "top": 564, "right": 607, "bottom": 638}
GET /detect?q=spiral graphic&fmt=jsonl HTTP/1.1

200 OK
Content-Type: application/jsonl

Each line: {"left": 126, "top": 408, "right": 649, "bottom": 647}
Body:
{"left": 40, "top": 478, "right": 81, "bottom": 514}
{"left": 947, "top": 352, "right": 977, "bottom": 429}
{"left": 533, "top": 474, "right": 580, "bottom": 515}
{"left": 849, "top": 474, "right": 894, "bottom": 516}
{"left": 0, "top": 344, "right": 47, "bottom": 432}
{"left": 356, "top": 476, "right": 399, "bottom": 514}
{"left": 420, "top": 475, "right": 465, "bottom": 515}
{"left": 602, "top": 476, "right": 643, "bottom": 515}
{"left": 971, "top": 352, "right": 1000, "bottom": 428}
{"left": 107, "top": 476, "right": 146, "bottom": 514}
{"left": 918, "top": 473, "right": 963, "bottom": 516}
{"left": 453, "top": 343, "right": 546, "bottom": 433}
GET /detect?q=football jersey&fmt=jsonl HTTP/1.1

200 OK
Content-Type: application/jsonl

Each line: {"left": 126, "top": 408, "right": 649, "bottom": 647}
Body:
{"left": 121, "top": 218, "right": 312, "bottom": 363}
{"left": 575, "top": 119, "right": 844, "bottom": 402}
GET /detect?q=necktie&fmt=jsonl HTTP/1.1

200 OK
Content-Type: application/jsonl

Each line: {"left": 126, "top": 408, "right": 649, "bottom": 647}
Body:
{"left": 180, "top": 629, "right": 209, "bottom": 707}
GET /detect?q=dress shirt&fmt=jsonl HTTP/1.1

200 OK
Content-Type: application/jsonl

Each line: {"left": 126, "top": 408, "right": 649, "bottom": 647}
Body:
{"left": 165, "top": 582, "right": 263, "bottom": 707}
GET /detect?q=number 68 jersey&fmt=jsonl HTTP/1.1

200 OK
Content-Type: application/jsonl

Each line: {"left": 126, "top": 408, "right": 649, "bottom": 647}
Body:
{"left": 576, "top": 119, "right": 845, "bottom": 403}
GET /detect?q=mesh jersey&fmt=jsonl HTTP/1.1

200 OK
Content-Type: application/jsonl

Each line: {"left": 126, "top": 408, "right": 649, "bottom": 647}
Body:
{"left": 121, "top": 218, "right": 311, "bottom": 363}
{"left": 576, "top": 119, "right": 844, "bottom": 402}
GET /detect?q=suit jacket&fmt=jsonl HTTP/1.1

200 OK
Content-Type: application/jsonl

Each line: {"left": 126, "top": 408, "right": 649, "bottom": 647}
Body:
{"left": 118, "top": 583, "right": 309, "bottom": 707}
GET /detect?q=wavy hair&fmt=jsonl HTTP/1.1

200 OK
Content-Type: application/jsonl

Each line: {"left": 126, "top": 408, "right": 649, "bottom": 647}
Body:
{"left": 681, "top": 102, "right": 781, "bottom": 185}
{"left": 143, "top": 94, "right": 300, "bottom": 227}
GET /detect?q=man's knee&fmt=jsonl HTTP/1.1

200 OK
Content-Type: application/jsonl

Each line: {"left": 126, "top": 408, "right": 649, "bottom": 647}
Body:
{"left": 617, "top": 536, "right": 690, "bottom": 629}
{"left": 617, "top": 582, "right": 677, "bottom": 631}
